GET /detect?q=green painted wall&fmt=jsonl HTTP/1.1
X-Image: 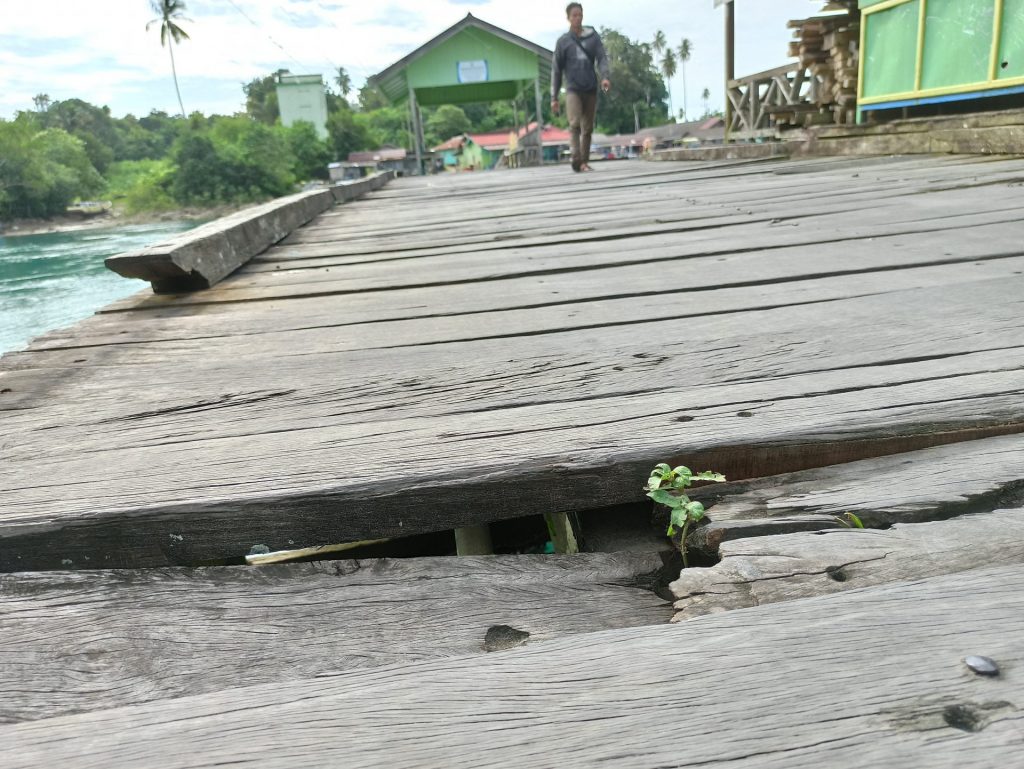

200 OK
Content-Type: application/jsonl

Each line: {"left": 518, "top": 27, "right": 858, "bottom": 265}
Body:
{"left": 458, "top": 140, "right": 502, "bottom": 170}
{"left": 862, "top": 0, "right": 920, "bottom": 98}
{"left": 407, "top": 29, "right": 539, "bottom": 89}
{"left": 415, "top": 81, "right": 521, "bottom": 106}
{"left": 999, "top": 0, "right": 1024, "bottom": 79}
{"left": 861, "top": 0, "right": 1024, "bottom": 103}
{"left": 921, "top": 0, "right": 994, "bottom": 89}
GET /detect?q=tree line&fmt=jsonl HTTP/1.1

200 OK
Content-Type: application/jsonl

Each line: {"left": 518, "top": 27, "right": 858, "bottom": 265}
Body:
{"left": 1, "top": 14, "right": 716, "bottom": 221}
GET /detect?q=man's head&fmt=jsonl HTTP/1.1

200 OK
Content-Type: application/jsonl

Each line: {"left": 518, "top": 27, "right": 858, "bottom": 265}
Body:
{"left": 566, "top": 3, "right": 583, "bottom": 32}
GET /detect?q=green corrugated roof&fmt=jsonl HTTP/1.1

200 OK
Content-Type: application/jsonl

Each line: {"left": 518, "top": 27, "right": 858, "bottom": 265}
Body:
{"left": 367, "top": 14, "right": 552, "bottom": 105}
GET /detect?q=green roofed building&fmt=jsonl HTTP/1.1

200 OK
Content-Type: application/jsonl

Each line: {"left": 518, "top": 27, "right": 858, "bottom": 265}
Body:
{"left": 367, "top": 13, "right": 553, "bottom": 172}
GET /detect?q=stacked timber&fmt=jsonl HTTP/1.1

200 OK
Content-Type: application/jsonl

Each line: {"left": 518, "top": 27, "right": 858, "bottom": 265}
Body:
{"left": 777, "top": 10, "right": 860, "bottom": 130}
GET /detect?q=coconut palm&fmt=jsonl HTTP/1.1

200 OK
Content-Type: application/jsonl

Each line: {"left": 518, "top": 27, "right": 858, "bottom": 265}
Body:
{"left": 147, "top": 0, "right": 191, "bottom": 118}
{"left": 702, "top": 87, "right": 711, "bottom": 118}
{"left": 335, "top": 67, "right": 352, "bottom": 98}
{"left": 652, "top": 29, "right": 667, "bottom": 59}
{"left": 660, "top": 49, "right": 677, "bottom": 119}
{"left": 677, "top": 38, "right": 693, "bottom": 121}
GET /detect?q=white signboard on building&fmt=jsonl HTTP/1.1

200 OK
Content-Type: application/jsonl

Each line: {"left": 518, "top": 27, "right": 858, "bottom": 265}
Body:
{"left": 457, "top": 60, "right": 489, "bottom": 83}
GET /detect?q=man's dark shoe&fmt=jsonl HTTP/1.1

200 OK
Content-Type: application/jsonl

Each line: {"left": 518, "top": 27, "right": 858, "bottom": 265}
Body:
{"left": 571, "top": 158, "right": 582, "bottom": 172}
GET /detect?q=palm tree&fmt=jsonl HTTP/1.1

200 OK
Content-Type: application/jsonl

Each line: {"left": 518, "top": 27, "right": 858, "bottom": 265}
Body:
{"left": 677, "top": 39, "right": 693, "bottom": 122}
{"left": 660, "top": 49, "right": 677, "bottom": 120}
{"left": 702, "top": 87, "right": 711, "bottom": 118}
{"left": 147, "top": 0, "right": 191, "bottom": 118}
{"left": 652, "top": 29, "right": 667, "bottom": 59}
{"left": 335, "top": 67, "right": 352, "bottom": 98}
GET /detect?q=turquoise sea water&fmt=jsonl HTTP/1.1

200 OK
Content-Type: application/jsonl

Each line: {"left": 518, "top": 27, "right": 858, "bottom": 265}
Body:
{"left": 0, "top": 221, "right": 197, "bottom": 355}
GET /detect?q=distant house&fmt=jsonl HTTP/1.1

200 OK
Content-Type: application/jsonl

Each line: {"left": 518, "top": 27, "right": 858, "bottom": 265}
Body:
{"left": 595, "top": 117, "right": 726, "bottom": 158}
{"left": 430, "top": 130, "right": 511, "bottom": 170}
{"left": 347, "top": 148, "right": 418, "bottom": 177}
{"left": 432, "top": 123, "right": 573, "bottom": 170}
{"left": 516, "top": 122, "right": 571, "bottom": 164}
{"left": 276, "top": 73, "right": 329, "bottom": 140}
{"left": 327, "top": 162, "right": 372, "bottom": 182}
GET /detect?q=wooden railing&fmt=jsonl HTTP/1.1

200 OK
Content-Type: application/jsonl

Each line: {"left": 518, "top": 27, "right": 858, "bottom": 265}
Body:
{"left": 726, "top": 63, "right": 824, "bottom": 139}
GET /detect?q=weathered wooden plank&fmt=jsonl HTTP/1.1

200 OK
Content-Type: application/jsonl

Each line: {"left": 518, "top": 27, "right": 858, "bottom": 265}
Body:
{"left": 686, "top": 432, "right": 1024, "bottom": 553}
{"left": 0, "top": 359, "right": 1020, "bottom": 570}
{"left": 27, "top": 229, "right": 1024, "bottom": 351}
{"left": 104, "top": 189, "right": 336, "bottom": 293}
{"left": 3, "top": 565, "right": 1022, "bottom": 768}
{"left": 692, "top": 433, "right": 1024, "bottom": 528}
{"left": 123, "top": 194, "right": 1024, "bottom": 301}
{"left": 4, "top": 155, "right": 1024, "bottom": 570}
{"left": 102, "top": 174, "right": 394, "bottom": 293}
{"left": 672, "top": 508, "right": 1024, "bottom": 621}
{"left": 5, "top": 277, "right": 1021, "bottom": 433}
{"left": 97, "top": 153, "right": 1024, "bottom": 307}
{"left": 0, "top": 552, "right": 670, "bottom": 723}
{"left": 2, "top": 278, "right": 1023, "bottom": 570}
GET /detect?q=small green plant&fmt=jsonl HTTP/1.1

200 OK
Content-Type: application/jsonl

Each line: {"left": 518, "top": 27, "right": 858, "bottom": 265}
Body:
{"left": 645, "top": 463, "right": 726, "bottom": 566}
{"left": 833, "top": 512, "right": 865, "bottom": 529}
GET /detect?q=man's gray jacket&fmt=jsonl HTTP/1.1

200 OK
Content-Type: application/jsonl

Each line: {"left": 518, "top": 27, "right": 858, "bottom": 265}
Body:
{"left": 551, "top": 27, "right": 610, "bottom": 98}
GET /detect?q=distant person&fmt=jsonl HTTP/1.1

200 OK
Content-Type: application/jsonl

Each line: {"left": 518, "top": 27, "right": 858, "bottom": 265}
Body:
{"left": 551, "top": 3, "right": 611, "bottom": 172}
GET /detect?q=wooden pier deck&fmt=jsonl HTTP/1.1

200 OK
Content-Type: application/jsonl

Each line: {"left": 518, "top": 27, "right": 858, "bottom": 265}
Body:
{"left": 3, "top": 155, "right": 1023, "bottom": 569}
{"left": 2, "top": 155, "right": 1024, "bottom": 766}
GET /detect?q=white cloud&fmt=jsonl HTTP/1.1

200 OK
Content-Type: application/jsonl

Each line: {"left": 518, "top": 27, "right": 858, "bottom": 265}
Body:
{"left": 0, "top": 0, "right": 823, "bottom": 119}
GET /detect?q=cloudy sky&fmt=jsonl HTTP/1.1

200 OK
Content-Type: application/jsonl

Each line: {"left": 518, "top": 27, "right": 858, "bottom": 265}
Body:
{"left": 0, "top": 0, "right": 825, "bottom": 120}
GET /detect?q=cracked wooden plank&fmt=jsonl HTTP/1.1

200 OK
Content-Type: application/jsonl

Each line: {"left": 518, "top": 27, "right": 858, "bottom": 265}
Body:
{"left": 671, "top": 507, "right": 1024, "bottom": 621}
{"left": 3, "top": 564, "right": 1022, "bottom": 768}
{"left": 0, "top": 552, "right": 671, "bottom": 723}
{"left": 686, "top": 433, "right": 1024, "bottom": 554}
{"left": 3, "top": 156, "right": 1024, "bottom": 570}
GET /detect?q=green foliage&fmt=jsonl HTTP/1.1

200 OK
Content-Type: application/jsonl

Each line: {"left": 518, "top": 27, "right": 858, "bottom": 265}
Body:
{"left": 102, "top": 159, "right": 175, "bottom": 214}
{"left": 644, "top": 463, "right": 726, "bottom": 566}
{"left": 38, "top": 98, "right": 119, "bottom": 173}
{"left": 459, "top": 101, "right": 520, "bottom": 134}
{"left": 284, "top": 121, "right": 332, "bottom": 181}
{"left": 0, "top": 118, "right": 103, "bottom": 218}
{"left": 334, "top": 67, "right": 352, "bottom": 98}
{"left": 243, "top": 73, "right": 281, "bottom": 125}
{"left": 425, "top": 105, "right": 471, "bottom": 146}
{"left": 596, "top": 28, "right": 670, "bottom": 133}
{"left": 834, "top": 512, "right": 865, "bottom": 529}
{"left": 171, "top": 119, "right": 296, "bottom": 204}
{"left": 326, "top": 109, "right": 374, "bottom": 160}
{"left": 358, "top": 84, "right": 390, "bottom": 112}
{"left": 361, "top": 107, "right": 410, "bottom": 149}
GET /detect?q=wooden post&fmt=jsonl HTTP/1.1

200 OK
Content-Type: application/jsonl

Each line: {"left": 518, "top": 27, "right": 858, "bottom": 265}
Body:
{"left": 408, "top": 85, "right": 424, "bottom": 175}
{"left": 455, "top": 525, "right": 493, "bottom": 555}
{"left": 534, "top": 77, "right": 545, "bottom": 166}
{"left": 725, "top": 0, "right": 735, "bottom": 141}
{"left": 544, "top": 513, "right": 580, "bottom": 554}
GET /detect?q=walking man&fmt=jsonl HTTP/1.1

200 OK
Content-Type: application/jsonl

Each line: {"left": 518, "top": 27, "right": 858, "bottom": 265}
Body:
{"left": 551, "top": 3, "right": 611, "bottom": 172}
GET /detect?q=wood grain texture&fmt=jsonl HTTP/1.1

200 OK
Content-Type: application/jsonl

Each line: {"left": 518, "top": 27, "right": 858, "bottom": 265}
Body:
{"left": 3, "top": 564, "right": 1022, "bottom": 768}
{"left": 686, "top": 433, "right": 1024, "bottom": 553}
{"left": 0, "top": 552, "right": 670, "bottom": 723}
{"left": 3, "top": 155, "right": 1024, "bottom": 569}
{"left": 672, "top": 507, "right": 1024, "bottom": 620}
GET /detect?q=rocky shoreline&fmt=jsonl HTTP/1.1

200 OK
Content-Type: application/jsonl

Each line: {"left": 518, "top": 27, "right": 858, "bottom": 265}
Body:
{"left": 0, "top": 204, "right": 246, "bottom": 238}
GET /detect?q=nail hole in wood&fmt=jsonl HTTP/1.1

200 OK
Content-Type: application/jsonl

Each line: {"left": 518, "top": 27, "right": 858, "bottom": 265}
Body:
{"left": 826, "top": 566, "right": 848, "bottom": 582}
{"left": 943, "top": 704, "right": 982, "bottom": 732}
